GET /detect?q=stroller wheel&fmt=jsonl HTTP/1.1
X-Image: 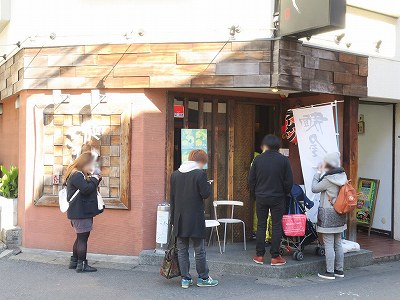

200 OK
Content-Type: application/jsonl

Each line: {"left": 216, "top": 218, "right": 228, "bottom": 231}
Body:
{"left": 315, "top": 247, "right": 325, "bottom": 257}
{"left": 294, "top": 251, "right": 304, "bottom": 261}
{"left": 279, "top": 247, "right": 286, "bottom": 256}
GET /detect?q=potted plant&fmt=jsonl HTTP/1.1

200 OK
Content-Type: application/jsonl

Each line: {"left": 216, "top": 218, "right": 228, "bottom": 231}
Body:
{"left": 0, "top": 165, "right": 18, "bottom": 229}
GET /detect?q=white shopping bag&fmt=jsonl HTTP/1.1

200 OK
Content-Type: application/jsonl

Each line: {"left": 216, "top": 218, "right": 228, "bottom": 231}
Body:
{"left": 342, "top": 239, "right": 361, "bottom": 253}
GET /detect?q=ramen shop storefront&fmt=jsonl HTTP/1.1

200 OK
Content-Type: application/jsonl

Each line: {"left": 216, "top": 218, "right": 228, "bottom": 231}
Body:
{"left": 0, "top": 38, "right": 367, "bottom": 255}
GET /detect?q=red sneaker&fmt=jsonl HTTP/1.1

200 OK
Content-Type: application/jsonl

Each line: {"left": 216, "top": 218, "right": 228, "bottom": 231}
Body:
{"left": 271, "top": 256, "right": 286, "bottom": 266}
{"left": 253, "top": 256, "right": 264, "bottom": 265}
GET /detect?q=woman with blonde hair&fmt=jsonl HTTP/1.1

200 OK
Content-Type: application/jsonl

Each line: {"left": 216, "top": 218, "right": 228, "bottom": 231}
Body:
{"left": 64, "top": 152, "right": 102, "bottom": 273}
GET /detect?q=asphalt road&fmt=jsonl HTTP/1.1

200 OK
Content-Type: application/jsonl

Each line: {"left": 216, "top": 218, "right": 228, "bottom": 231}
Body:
{"left": 0, "top": 258, "right": 399, "bottom": 300}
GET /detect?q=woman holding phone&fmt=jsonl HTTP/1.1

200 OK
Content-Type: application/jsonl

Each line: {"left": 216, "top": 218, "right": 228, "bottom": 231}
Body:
{"left": 64, "top": 152, "right": 102, "bottom": 273}
{"left": 312, "top": 152, "right": 347, "bottom": 280}
{"left": 170, "top": 149, "right": 218, "bottom": 289}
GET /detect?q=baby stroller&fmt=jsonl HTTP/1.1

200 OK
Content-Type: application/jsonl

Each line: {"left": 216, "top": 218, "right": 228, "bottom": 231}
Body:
{"left": 279, "top": 185, "right": 325, "bottom": 261}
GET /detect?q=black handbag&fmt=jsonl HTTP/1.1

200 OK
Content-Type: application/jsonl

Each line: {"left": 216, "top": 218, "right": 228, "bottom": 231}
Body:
{"left": 160, "top": 228, "right": 181, "bottom": 279}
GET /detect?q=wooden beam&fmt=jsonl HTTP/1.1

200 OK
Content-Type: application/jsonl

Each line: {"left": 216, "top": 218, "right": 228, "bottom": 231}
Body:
{"left": 183, "top": 97, "right": 189, "bottom": 129}
{"left": 227, "top": 99, "right": 235, "bottom": 199}
{"left": 343, "top": 96, "right": 359, "bottom": 241}
{"left": 212, "top": 99, "right": 219, "bottom": 200}
{"left": 165, "top": 94, "right": 175, "bottom": 200}
{"left": 198, "top": 98, "right": 204, "bottom": 129}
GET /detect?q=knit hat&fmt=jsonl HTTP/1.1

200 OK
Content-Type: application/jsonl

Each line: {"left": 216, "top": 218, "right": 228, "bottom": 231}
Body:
{"left": 324, "top": 152, "right": 340, "bottom": 168}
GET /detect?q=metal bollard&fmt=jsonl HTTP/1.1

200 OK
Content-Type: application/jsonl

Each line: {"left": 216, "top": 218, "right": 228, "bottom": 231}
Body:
{"left": 155, "top": 201, "right": 170, "bottom": 254}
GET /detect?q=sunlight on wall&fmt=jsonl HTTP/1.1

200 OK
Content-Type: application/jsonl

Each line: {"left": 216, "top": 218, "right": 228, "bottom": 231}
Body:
{"left": 0, "top": 0, "right": 274, "bottom": 55}
{"left": 303, "top": 6, "right": 397, "bottom": 58}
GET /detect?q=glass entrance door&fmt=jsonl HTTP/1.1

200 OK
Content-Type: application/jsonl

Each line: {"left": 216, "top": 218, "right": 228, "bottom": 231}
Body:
{"left": 167, "top": 93, "right": 228, "bottom": 219}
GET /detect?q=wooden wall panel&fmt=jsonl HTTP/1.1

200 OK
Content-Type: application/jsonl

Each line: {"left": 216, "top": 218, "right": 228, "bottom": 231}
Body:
{"left": 0, "top": 40, "right": 367, "bottom": 101}
{"left": 343, "top": 96, "right": 359, "bottom": 241}
{"left": 272, "top": 40, "right": 368, "bottom": 97}
{"left": 233, "top": 103, "right": 255, "bottom": 240}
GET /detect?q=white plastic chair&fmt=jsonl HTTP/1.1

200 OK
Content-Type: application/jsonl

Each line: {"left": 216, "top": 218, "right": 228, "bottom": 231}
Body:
{"left": 205, "top": 220, "right": 222, "bottom": 254}
{"left": 213, "top": 200, "right": 246, "bottom": 253}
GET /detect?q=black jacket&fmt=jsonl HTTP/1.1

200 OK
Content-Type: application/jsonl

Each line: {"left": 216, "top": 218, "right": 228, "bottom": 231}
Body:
{"left": 248, "top": 150, "right": 293, "bottom": 199}
{"left": 170, "top": 169, "right": 211, "bottom": 239}
{"left": 67, "top": 171, "right": 100, "bottom": 219}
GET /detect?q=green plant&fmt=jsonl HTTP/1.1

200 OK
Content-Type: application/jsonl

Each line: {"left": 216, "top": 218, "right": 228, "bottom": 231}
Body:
{"left": 0, "top": 165, "right": 18, "bottom": 199}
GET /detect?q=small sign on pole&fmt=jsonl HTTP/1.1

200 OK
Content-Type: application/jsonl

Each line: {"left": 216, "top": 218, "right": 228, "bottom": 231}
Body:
{"left": 174, "top": 105, "right": 184, "bottom": 118}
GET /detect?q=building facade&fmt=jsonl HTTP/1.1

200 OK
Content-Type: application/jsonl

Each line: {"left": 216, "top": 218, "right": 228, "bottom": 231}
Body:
{"left": 0, "top": 0, "right": 397, "bottom": 255}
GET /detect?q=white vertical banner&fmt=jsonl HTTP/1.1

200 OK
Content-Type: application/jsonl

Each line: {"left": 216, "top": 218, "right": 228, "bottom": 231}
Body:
{"left": 293, "top": 105, "right": 339, "bottom": 222}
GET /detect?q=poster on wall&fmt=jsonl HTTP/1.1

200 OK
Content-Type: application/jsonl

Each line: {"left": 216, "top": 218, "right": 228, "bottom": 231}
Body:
{"left": 293, "top": 105, "right": 339, "bottom": 223}
{"left": 357, "top": 178, "right": 380, "bottom": 235}
{"left": 181, "top": 129, "right": 208, "bottom": 169}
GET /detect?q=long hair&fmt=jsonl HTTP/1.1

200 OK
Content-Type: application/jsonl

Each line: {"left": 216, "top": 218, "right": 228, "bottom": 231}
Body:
{"left": 63, "top": 152, "right": 94, "bottom": 185}
{"left": 81, "top": 141, "right": 93, "bottom": 154}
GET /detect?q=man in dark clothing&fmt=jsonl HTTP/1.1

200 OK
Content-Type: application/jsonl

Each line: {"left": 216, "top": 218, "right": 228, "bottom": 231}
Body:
{"left": 249, "top": 135, "right": 293, "bottom": 266}
{"left": 170, "top": 149, "right": 218, "bottom": 289}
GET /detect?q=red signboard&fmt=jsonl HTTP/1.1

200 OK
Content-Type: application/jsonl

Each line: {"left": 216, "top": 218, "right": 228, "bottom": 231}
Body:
{"left": 174, "top": 105, "right": 184, "bottom": 118}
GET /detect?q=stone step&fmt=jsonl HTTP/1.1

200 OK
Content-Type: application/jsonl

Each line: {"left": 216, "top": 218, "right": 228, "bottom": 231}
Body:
{"left": 139, "top": 244, "right": 374, "bottom": 279}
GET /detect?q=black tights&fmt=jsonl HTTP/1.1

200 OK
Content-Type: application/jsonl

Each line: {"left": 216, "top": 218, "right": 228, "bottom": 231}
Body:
{"left": 72, "top": 231, "right": 91, "bottom": 261}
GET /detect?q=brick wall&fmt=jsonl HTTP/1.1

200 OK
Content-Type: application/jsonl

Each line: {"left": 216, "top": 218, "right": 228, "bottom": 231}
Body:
{"left": 20, "top": 89, "right": 167, "bottom": 255}
{"left": 0, "top": 96, "right": 19, "bottom": 168}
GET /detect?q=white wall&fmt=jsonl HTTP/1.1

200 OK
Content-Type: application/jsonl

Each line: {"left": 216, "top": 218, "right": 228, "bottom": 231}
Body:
{"left": 304, "top": 6, "right": 398, "bottom": 58}
{"left": 368, "top": 57, "right": 400, "bottom": 101}
{"left": 0, "top": 0, "right": 274, "bottom": 57}
{"left": 358, "top": 103, "right": 393, "bottom": 232}
{"left": 395, "top": 104, "right": 400, "bottom": 240}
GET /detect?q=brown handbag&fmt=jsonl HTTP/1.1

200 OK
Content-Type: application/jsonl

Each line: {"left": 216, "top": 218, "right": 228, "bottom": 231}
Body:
{"left": 160, "top": 229, "right": 181, "bottom": 279}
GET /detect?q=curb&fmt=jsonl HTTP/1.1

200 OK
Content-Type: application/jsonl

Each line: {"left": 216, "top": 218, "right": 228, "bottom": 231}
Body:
{"left": 374, "top": 254, "right": 400, "bottom": 264}
{"left": 3, "top": 247, "right": 140, "bottom": 271}
{"left": 139, "top": 249, "right": 374, "bottom": 279}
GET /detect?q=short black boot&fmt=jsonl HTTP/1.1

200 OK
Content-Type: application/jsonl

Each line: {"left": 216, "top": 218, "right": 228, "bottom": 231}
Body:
{"left": 76, "top": 260, "right": 97, "bottom": 273}
{"left": 69, "top": 256, "right": 78, "bottom": 269}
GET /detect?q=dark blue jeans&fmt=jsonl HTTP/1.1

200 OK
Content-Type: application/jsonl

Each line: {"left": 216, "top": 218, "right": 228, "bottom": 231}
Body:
{"left": 176, "top": 237, "right": 209, "bottom": 280}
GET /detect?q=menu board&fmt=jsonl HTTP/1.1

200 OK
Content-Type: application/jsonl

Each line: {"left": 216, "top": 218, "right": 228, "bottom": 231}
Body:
{"left": 356, "top": 178, "right": 380, "bottom": 234}
{"left": 181, "top": 129, "right": 208, "bottom": 169}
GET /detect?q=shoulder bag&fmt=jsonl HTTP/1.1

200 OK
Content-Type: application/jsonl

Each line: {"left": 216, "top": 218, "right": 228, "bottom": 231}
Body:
{"left": 160, "top": 227, "right": 181, "bottom": 279}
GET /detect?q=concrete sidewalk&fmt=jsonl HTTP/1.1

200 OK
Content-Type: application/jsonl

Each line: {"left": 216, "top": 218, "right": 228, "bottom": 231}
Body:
{"left": 0, "top": 242, "right": 373, "bottom": 278}
{"left": 3, "top": 247, "right": 139, "bottom": 271}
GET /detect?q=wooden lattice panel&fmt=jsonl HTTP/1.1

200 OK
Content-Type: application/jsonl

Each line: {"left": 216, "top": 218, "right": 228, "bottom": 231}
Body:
{"left": 233, "top": 104, "right": 255, "bottom": 241}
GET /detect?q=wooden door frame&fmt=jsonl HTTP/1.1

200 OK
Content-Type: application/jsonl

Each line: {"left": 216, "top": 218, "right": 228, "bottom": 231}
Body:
{"left": 165, "top": 91, "right": 281, "bottom": 201}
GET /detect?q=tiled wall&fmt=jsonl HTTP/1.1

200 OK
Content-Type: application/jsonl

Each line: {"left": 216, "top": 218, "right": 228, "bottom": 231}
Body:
{"left": 41, "top": 112, "right": 123, "bottom": 201}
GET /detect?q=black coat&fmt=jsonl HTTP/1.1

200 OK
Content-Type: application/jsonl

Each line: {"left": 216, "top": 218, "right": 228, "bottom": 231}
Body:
{"left": 67, "top": 171, "right": 100, "bottom": 219}
{"left": 170, "top": 169, "right": 211, "bottom": 239}
{"left": 249, "top": 150, "right": 293, "bottom": 199}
